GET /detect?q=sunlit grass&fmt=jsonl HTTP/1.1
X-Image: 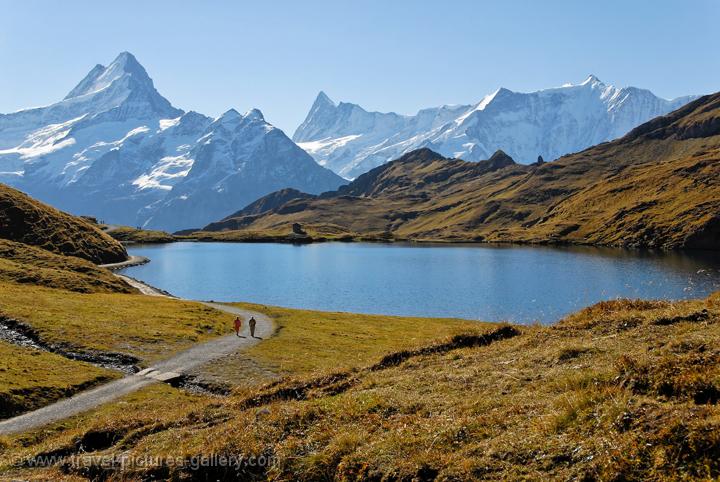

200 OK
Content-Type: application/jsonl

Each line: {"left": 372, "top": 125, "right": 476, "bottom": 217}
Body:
{"left": 104, "top": 226, "right": 175, "bottom": 244}
{"left": 0, "top": 341, "right": 118, "bottom": 419}
{"left": 200, "top": 302, "right": 484, "bottom": 386}
{"left": 4, "top": 292, "right": 718, "bottom": 480}
{"left": 0, "top": 282, "right": 233, "bottom": 363}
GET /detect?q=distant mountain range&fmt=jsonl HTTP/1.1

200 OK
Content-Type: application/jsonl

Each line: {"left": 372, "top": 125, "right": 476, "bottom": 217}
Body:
{"left": 294, "top": 77, "right": 698, "bottom": 178}
{"left": 204, "top": 92, "right": 720, "bottom": 250}
{"left": 0, "top": 52, "right": 344, "bottom": 232}
{"left": 0, "top": 53, "right": 705, "bottom": 231}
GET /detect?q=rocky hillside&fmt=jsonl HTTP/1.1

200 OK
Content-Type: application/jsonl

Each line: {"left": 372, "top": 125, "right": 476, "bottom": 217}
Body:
{"left": 201, "top": 92, "right": 720, "bottom": 250}
{"left": 0, "top": 184, "right": 127, "bottom": 264}
{"left": 142, "top": 109, "right": 343, "bottom": 232}
{"left": 202, "top": 188, "right": 315, "bottom": 232}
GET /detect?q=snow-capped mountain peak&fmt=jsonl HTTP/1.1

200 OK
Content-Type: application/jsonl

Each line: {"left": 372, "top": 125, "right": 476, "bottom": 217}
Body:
{"left": 580, "top": 74, "right": 603, "bottom": 86}
{"left": 211, "top": 108, "right": 270, "bottom": 136}
{"left": 294, "top": 77, "right": 699, "bottom": 178}
{"left": 244, "top": 108, "right": 265, "bottom": 122}
{"left": 143, "top": 104, "right": 344, "bottom": 231}
{"left": 216, "top": 108, "right": 242, "bottom": 124}
{"left": 455, "top": 89, "right": 501, "bottom": 124}
{"left": 64, "top": 64, "right": 106, "bottom": 100}
{"left": 314, "top": 91, "right": 336, "bottom": 108}
{"left": 0, "top": 53, "right": 345, "bottom": 231}
{"left": 64, "top": 51, "right": 152, "bottom": 101}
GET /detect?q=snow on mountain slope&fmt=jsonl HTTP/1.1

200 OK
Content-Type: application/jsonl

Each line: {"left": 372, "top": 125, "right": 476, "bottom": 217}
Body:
{"left": 143, "top": 109, "right": 343, "bottom": 232}
{"left": 0, "top": 53, "right": 345, "bottom": 230}
{"left": 0, "top": 52, "right": 185, "bottom": 202}
{"left": 0, "top": 52, "right": 180, "bottom": 151}
{"left": 293, "top": 77, "right": 698, "bottom": 179}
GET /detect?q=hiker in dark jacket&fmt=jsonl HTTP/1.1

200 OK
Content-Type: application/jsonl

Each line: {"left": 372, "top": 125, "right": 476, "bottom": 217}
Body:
{"left": 249, "top": 317, "right": 257, "bottom": 338}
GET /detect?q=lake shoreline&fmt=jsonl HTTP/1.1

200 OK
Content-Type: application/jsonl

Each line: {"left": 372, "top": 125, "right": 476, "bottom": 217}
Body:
{"left": 117, "top": 227, "right": 720, "bottom": 253}
{"left": 119, "top": 241, "right": 720, "bottom": 324}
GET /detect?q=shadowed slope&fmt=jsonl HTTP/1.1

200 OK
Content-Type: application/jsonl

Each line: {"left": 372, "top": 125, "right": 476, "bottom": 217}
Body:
{"left": 0, "top": 184, "right": 127, "bottom": 263}
{"left": 0, "top": 239, "right": 135, "bottom": 294}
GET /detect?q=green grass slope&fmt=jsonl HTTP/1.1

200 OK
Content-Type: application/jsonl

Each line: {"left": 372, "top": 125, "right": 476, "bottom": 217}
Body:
{"left": 0, "top": 239, "right": 135, "bottom": 294}
{"left": 103, "top": 225, "right": 176, "bottom": 244}
{"left": 0, "top": 184, "right": 127, "bottom": 264}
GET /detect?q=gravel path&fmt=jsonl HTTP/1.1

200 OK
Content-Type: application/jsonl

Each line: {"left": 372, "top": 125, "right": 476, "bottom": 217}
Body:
{"left": 115, "top": 274, "right": 175, "bottom": 297}
{"left": 99, "top": 255, "right": 150, "bottom": 271}
{"left": 0, "top": 303, "right": 274, "bottom": 435}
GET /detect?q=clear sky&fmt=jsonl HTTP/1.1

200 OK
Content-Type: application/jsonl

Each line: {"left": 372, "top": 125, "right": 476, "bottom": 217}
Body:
{"left": 1, "top": 0, "right": 718, "bottom": 134}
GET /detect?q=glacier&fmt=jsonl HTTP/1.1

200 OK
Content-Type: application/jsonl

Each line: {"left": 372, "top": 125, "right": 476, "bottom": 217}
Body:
{"left": 0, "top": 52, "right": 345, "bottom": 232}
{"left": 293, "top": 76, "right": 698, "bottom": 179}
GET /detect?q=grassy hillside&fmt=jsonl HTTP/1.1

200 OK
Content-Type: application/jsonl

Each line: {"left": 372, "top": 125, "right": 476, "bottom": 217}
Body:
{"left": 0, "top": 240, "right": 135, "bottom": 294}
{"left": 0, "top": 341, "right": 118, "bottom": 420}
{"left": 0, "top": 277, "right": 231, "bottom": 418}
{"left": 0, "top": 184, "right": 127, "bottom": 264}
{"left": 203, "top": 188, "right": 316, "bottom": 232}
{"left": 199, "top": 303, "right": 482, "bottom": 387}
{"left": 103, "top": 225, "right": 176, "bottom": 244}
{"left": 2, "top": 293, "right": 718, "bottom": 480}
{"left": 0, "top": 282, "right": 231, "bottom": 364}
{"left": 196, "top": 93, "right": 720, "bottom": 250}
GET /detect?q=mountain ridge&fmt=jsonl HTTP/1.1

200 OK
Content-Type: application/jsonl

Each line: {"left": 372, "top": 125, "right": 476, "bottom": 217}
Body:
{"left": 0, "top": 52, "right": 345, "bottom": 231}
{"left": 294, "top": 77, "right": 699, "bottom": 178}
{"left": 201, "top": 92, "right": 720, "bottom": 250}
{"left": 0, "top": 183, "right": 127, "bottom": 264}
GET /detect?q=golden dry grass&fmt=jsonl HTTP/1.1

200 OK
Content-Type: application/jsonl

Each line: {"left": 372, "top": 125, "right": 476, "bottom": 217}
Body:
{"left": 0, "top": 184, "right": 127, "bottom": 264}
{"left": 2, "top": 293, "right": 718, "bottom": 481}
{"left": 0, "top": 282, "right": 232, "bottom": 364}
{"left": 199, "top": 302, "right": 483, "bottom": 387}
{"left": 0, "top": 340, "right": 118, "bottom": 420}
{"left": 104, "top": 226, "right": 176, "bottom": 244}
{"left": 0, "top": 384, "right": 202, "bottom": 480}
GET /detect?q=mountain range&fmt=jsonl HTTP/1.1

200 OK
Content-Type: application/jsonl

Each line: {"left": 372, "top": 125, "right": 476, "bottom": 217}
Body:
{"left": 202, "top": 92, "right": 720, "bottom": 250}
{"left": 0, "top": 53, "right": 703, "bottom": 232}
{"left": 294, "top": 77, "right": 698, "bottom": 179}
{"left": 0, "top": 52, "right": 344, "bottom": 232}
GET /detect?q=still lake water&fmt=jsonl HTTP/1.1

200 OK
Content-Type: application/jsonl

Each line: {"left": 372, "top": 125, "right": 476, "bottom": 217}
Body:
{"left": 121, "top": 242, "right": 720, "bottom": 324}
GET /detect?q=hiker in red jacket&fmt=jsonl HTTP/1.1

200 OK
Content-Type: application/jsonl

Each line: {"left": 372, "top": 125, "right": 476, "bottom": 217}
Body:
{"left": 233, "top": 317, "right": 243, "bottom": 337}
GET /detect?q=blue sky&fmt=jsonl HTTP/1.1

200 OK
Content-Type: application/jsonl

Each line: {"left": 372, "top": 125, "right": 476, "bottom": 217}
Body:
{"left": 1, "top": 0, "right": 718, "bottom": 133}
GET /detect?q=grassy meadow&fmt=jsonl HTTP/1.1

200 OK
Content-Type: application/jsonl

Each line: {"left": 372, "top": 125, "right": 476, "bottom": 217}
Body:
{"left": 0, "top": 341, "right": 118, "bottom": 420}
{"left": 103, "top": 226, "right": 176, "bottom": 244}
{"left": 0, "top": 282, "right": 232, "bottom": 364}
{"left": 1, "top": 292, "right": 718, "bottom": 480}
{"left": 200, "top": 302, "right": 484, "bottom": 387}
